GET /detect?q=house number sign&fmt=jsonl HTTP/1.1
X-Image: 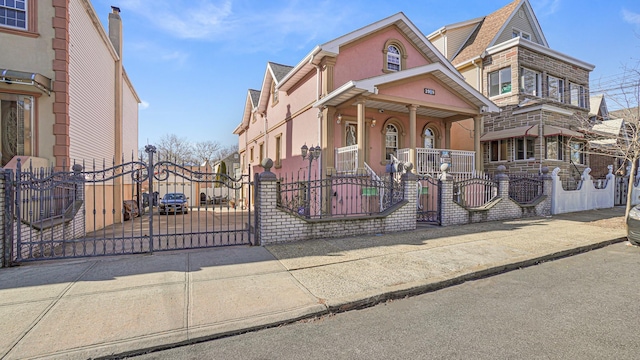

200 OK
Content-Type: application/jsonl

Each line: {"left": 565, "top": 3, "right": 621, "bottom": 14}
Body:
{"left": 424, "top": 88, "right": 436, "bottom": 95}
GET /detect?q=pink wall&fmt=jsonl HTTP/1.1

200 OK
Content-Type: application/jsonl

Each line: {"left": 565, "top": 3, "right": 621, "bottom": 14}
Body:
{"left": 333, "top": 27, "right": 431, "bottom": 90}
{"left": 379, "top": 76, "right": 476, "bottom": 111}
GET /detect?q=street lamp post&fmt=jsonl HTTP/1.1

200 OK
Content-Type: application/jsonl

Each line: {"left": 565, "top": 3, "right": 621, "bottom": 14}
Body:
{"left": 301, "top": 144, "right": 321, "bottom": 218}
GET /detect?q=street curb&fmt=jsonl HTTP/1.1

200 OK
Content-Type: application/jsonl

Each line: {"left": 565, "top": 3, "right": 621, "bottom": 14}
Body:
{"left": 96, "top": 237, "right": 625, "bottom": 359}
{"left": 325, "top": 237, "right": 627, "bottom": 313}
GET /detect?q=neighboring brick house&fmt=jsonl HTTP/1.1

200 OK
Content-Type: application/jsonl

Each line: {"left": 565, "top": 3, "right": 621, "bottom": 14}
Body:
{"left": 234, "top": 13, "right": 498, "bottom": 182}
{"left": 428, "top": 0, "right": 595, "bottom": 176}
{"left": 1, "top": 1, "right": 140, "bottom": 229}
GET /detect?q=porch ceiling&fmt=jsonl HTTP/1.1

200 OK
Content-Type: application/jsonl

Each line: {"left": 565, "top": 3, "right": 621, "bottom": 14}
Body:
{"left": 364, "top": 99, "right": 458, "bottom": 118}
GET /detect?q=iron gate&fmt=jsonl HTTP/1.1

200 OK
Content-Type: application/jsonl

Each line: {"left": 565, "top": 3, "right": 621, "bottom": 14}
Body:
{"left": 416, "top": 175, "right": 441, "bottom": 225}
{"left": 615, "top": 176, "right": 629, "bottom": 206}
{"left": 6, "top": 145, "right": 252, "bottom": 264}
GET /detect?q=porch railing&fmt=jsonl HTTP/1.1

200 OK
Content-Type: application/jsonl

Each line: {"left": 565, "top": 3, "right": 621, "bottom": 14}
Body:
{"left": 397, "top": 148, "right": 475, "bottom": 175}
{"left": 335, "top": 145, "right": 358, "bottom": 174}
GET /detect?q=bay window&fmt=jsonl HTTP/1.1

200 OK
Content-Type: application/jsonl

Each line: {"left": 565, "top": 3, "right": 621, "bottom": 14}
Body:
{"left": 569, "top": 82, "right": 586, "bottom": 108}
{"left": 547, "top": 75, "right": 564, "bottom": 102}
{"left": 489, "top": 140, "right": 508, "bottom": 162}
{"left": 520, "top": 68, "right": 541, "bottom": 96}
{"left": 515, "top": 137, "right": 535, "bottom": 160}
{"left": 489, "top": 67, "right": 512, "bottom": 97}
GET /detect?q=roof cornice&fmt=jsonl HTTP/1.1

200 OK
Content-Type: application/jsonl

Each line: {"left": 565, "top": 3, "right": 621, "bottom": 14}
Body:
{"left": 486, "top": 37, "right": 595, "bottom": 71}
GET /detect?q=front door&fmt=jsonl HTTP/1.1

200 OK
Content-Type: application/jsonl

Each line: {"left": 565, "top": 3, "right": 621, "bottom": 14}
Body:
{"left": 0, "top": 94, "right": 33, "bottom": 166}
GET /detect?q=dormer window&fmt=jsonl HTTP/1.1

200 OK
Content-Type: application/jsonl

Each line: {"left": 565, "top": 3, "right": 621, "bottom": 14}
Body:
{"left": 383, "top": 40, "right": 406, "bottom": 73}
{"left": 512, "top": 28, "right": 531, "bottom": 41}
{"left": 387, "top": 45, "right": 401, "bottom": 72}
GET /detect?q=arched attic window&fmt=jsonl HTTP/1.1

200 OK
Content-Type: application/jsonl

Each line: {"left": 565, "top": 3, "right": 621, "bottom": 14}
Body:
{"left": 383, "top": 40, "right": 407, "bottom": 73}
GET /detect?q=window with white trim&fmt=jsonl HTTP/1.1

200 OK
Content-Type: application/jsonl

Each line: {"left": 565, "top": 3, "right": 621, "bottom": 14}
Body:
{"left": 545, "top": 136, "right": 564, "bottom": 160}
{"left": 424, "top": 128, "right": 435, "bottom": 149}
{"left": 489, "top": 67, "right": 512, "bottom": 97}
{"left": 514, "top": 138, "right": 535, "bottom": 160}
{"left": 569, "top": 82, "right": 586, "bottom": 108}
{"left": 547, "top": 75, "right": 564, "bottom": 102}
{"left": 489, "top": 140, "right": 508, "bottom": 162}
{"left": 385, "top": 124, "right": 399, "bottom": 160}
{"left": 569, "top": 141, "right": 584, "bottom": 164}
{"left": 0, "top": 0, "right": 27, "bottom": 30}
{"left": 386, "top": 45, "right": 401, "bottom": 72}
{"left": 520, "top": 68, "right": 541, "bottom": 96}
{"left": 512, "top": 28, "right": 531, "bottom": 40}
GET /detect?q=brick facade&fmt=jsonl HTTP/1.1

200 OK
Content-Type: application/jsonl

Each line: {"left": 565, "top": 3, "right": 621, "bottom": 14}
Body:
{"left": 481, "top": 44, "right": 596, "bottom": 176}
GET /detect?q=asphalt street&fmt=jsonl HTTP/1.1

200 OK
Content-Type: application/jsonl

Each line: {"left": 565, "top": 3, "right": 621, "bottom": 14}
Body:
{"left": 127, "top": 242, "right": 640, "bottom": 360}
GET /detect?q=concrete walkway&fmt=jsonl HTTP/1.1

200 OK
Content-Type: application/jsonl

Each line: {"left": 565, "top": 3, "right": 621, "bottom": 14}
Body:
{"left": 0, "top": 207, "right": 632, "bottom": 360}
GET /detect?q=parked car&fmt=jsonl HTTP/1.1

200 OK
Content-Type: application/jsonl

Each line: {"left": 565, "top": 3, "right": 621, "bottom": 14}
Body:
{"left": 159, "top": 193, "right": 189, "bottom": 215}
{"left": 627, "top": 205, "right": 640, "bottom": 246}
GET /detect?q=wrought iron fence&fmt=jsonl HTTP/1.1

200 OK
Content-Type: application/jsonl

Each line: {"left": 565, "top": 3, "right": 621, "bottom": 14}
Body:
{"left": 508, "top": 174, "right": 544, "bottom": 204}
{"left": 276, "top": 172, "right": 404, "bottom": 219}
{"left": 453, "top": 176, "right": 498, "bottom": 209}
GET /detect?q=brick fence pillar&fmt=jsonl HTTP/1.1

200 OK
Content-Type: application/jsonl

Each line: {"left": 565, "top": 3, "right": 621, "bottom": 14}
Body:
{"left": 255, "top": 159, "right": 278, "bottom": 246}
{"left": 540, "top": 166, "right": 552, "bottom": 216}
{"left": 496, "top": 165, "right": 509, "bottom": 200}
{"left": 401, "top": 170, "right": 417, "bottom": 229}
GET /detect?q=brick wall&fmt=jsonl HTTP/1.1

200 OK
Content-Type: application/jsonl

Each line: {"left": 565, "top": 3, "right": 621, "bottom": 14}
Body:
{"left": 255, "top": 170, "right": 417, "bottom": 245}
{"left": 440, "top": 167, "right": 552, "bottom": 227}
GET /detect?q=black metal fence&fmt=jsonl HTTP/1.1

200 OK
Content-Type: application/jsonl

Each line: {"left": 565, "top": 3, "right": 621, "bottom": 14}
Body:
{"left": 276, "top": 172, "right": 404, "bottom": 219}
{"left": 453, "top": 176, "right": 498, "bottom": 209}
{"left": 416, "top": 175, "right": 441, "bottom": 224}
{"left": 5, "top": 145, "right": 253, "bottom": 264}
{"left": 508, "top": 174, "right": 544, "bottom": 204}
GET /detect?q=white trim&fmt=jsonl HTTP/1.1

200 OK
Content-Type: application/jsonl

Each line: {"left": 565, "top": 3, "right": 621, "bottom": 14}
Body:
{"left": 426, "top": 17, "right": 484, "bottom": 39}
{"left": 486, "top": 37, "right": 595, "bottom": 71}
{"left": 513, "top": 104, "right": 574, "bottom": 116}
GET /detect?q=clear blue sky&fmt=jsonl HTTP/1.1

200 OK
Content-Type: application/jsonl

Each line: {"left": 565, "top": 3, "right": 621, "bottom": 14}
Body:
{"left": 91, "top": 0, "right": 640, "bottom": 149}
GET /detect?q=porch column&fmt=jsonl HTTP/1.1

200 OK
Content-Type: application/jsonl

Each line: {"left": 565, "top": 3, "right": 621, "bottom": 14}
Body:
{"left": 322, "top": 106, "right": 336, "bottom": 175}
{"left": 408, "top": 105, "right": 418, "bottom": 172}
{"left": 474, "top": 116, "right": 482, "bottom": 172}
{"left": 356, "top": 99, "right": 366, "bottom": 172}
{"left": 444, "top": 121, "right": 452, "bottom": 149}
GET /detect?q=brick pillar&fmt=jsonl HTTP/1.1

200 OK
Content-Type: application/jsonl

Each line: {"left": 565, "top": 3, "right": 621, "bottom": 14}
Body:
{"left": 439, "top": 164, "right": 455, "bottom": 226}
{"left": 402, "top": 171, "right": 417, "bottom": 229}
{"left": 495, "top": 165, "right": 509, "bottom": 199}
{"left": 256, "top": 159, "right": 278, "bottom": 246}
{"left": 540, "top": 166, "right": 552, "bottom": 216}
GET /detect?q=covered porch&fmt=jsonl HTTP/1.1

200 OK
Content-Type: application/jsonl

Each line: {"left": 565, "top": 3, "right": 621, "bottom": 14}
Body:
{"left": 314, "top": 63, "right": 498, "bottom": 176}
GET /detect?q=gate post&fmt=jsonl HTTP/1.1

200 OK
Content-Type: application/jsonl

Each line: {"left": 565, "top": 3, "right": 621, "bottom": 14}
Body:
{"left": 145, "top": 145, "right": 156, "bottom": 253}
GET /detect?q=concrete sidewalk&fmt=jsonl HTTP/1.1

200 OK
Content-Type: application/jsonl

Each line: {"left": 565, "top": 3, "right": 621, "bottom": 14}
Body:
{"left": 0, "top": 207, "right": 632, "bottom": 359}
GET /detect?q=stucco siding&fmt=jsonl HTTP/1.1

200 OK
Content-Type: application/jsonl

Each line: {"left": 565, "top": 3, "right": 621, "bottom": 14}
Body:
{"left": 460, "top": 65, "right": 480, "bottom": 91}
{"left": 68, "top": 0, "right": 116, "bottom": 166}
{"left": 334, "top": 27, "right": 430, "bottom": 89}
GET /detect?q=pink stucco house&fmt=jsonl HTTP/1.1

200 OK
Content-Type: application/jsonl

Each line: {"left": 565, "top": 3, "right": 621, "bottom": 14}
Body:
{"left": 234, "top": 13, "right": 499, "bottom": 181}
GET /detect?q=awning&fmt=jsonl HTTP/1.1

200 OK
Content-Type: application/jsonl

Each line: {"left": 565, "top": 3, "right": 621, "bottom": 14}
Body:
{"left": 543, "top": 125, "right": 583, "bottom": 139}
{"left": 1, "top": 69, "right": 52, "bottom": 95}
{"left": 480, "top": 125, "right": 538, "bottom": 142}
